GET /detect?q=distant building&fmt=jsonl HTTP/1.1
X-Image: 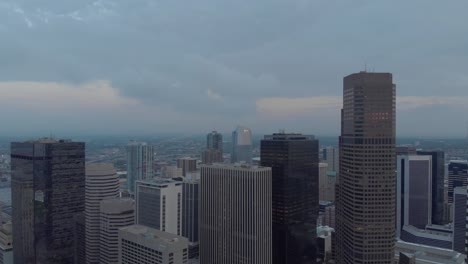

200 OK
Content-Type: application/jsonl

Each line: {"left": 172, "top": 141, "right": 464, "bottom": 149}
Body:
{"left": 261, "top": 133, "right": 319, "bottom": 264}
{"left": 323, "top": 147, "right": 339, "bottom": 172}
{"left": 85, "top": 163, "right": 120, "bottom": 264}
{"left": 135, "top": 179, "right": 183, "bottom": 236}
{"left": 118, "top": 225, "right": 189, "bottom": 264}
{"left": 200, "top": 164, "right": 272, "bottom": 264}
{"left": 182, "top": 178, "right": 200, "bottom": 258}
{"left": 161, "top": 165, "right": 183, "bottom": 178}
{"left": 448, "top": 161, "right": 468, "bottom": 204}
{"left": 126, "top": 141, "right": 155, "bottom": 194}
{"left": 231, "top": 126, "right": 253, "bottom": 164}
{"left": 397, "top": 145, "right": 417, "bottom": 156}
{"left": 317, "top": 226, "right": 334, "bottom": 263}
{"left": 453, "top": 187, "right": 467, "bottom": 256}
{"left": 99, "top": 198, "right": 135, "bottom": 264}
{"left": 319, "top": 163, "right": 337, "bottom": 202}
{"left": 201, "top": 149, "right": 223, "bottom": 164}
{"left": 0, "top": 223, "right": 13, "bottom": 264}
{"left": 11, "top": 139, "right": 85, "bottom": 264}
{"left": 177, "top": 158, "right": 197, "bottom": 176}
{"left": 206, "top": 131, "right": 223, "bottom": 153}
{"left": 394, "top": 240, "right": 465, "bottom": 264}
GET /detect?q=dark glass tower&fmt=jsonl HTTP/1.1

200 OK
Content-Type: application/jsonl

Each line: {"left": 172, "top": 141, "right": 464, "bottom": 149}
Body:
{"left": 207, "top": 131, "right": 223, "bottom": 153}
{"left": 260, "top": 133, "right": 319, "bottom": 264}
{"left": 11, "top": 139, "right": 85, "bottom": 264}
{"left": 417, "top": 151, "right": 445, "bottom": 224}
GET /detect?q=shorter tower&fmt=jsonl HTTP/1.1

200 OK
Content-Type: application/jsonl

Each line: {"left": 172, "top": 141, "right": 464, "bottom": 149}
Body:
{"left": 177, "top": 158, "right": 197, "bottom": 176}
{"left": 126, "top": 141, "right": 155, "bottom": 194}
{"left": 135, "top": 179, "right": 183, "bottom": 236}
{"left": 99, "top": 198, "right": 135, "bottom": 264}
{"left": 200, "top": 164, "right": 272, "bottom": 264}
{"left": 231, "top": 126, "right": 253, "bottom": 164}
{"left": 118, "top": 225, "right": 189, "bottom": 264}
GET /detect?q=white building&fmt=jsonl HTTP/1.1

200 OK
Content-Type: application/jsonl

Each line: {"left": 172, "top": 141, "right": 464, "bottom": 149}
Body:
{"left": 85, "top": 163, "right": 120, "bottom": 264}
{"left": 126, "top": 141, "right": 155, "bottom": 193}
{"left": 136, "top": 179, "right": 183, "bottom": 236}
{"left": 118, "top": 225, "right": 189, "bottom": 264}
{"left": 200, "top": 164, "right": 272, "bottom": 264}
{"left": 99, "top": 198, "right": 135, "bottom": 264}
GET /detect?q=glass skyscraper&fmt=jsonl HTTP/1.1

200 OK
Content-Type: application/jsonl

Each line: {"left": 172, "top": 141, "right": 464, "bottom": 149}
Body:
{"left": 231, "top": 126, "right": 252, "bottom": 164}
{"left": 260, "top": 133, "right": 319, "bottom": 264}
{"left": 11, "top": 139, "right": 85, "bottom": 264}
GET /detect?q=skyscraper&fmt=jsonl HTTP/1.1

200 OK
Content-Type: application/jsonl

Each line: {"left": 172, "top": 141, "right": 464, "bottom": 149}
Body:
{"left": 11, "top": 139, "right": 85, "bottom": 264}
{"left": 324, "top": 147, "right": 339, "bottom": 173}
{"left": 85, "top": 163, "right": 120, "bottom": 264}
{"left": 336, "top": 72, "right": 396, "bottom": 263}
{"left": 417, "top": 151, "right": 446, "bottom": 225}
{"left": 452, "top": 187, "right": 467, "bottom": 256}
{"left": 448, "top": 160, "right": 468, "bottom": 204}
{"left": 126, "top": 141, "right": 155, "bottom": 194}
{"left": 182, "top": 178, "right": 200, "bottom": 258}
{"left": 260, "top": 133, "right": 319, "bottom": 264}
{"left": 177, "top": 157, "right": 197, "bottom": 176}
{"left": 200, "top": 164, "right": 272, "bottom": 264}
{"left": 207, "top": 130, "right": 223, "bottom": 152}
{"left": 135, "top": 179, "right": 183, "bottom": 236}
{"left": 231, "top": 126, "right": 253, "bottom": 164}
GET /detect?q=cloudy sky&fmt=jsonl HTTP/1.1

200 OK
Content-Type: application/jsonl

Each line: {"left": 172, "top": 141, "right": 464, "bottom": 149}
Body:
{"left": 0, "top": 0, "right": 467, "bottom": 137}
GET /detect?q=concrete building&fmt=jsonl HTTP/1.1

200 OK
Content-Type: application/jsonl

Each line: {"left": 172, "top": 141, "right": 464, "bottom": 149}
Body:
{"left": 448, "top": 161, "right": 468, "bottom": 204}
{"left": 394, "top": 240, "right": 465, "bottom": 264}
{"left": 317, "top": 226, "right": 334, "bottom": 263}
{"left": 11, "top": 139, "right": 85, "bottom": 264}
{"left": 231, "top": 126, "right": 253, "bottom": 164}
{"left": 397, "top": 155, "right": 432, "bottom": 237}
{"left": 261, "top": 133, "right": 319, "bottom": 264}
{"left": 177, "top": 158, "right": 197, "bottom": 176}
{"left": 200, "top": 164, "right": 272, "bottom": 264}
{"left": 319, "top": 163, "right": 337, "bottom": 202}
{"left": 182, "top": 178, "right": 200, "bottom": 258}
{"left": 135, "top": 179, "right": 183, "bottom": 236}
{"left": 118, "top": 225, "right": 189, "bottom": 264}
{"left": 201, "top": 149, "right": 223, "bottom": 164}
{"left": 85, "top": 163, "right": 120, "bottom": 264}
{"left": 336, "top": 72, "right": 396, "bottom": 263}
{"left": 453, "top": 187, "right": 467, "bottom": 256}
{"left": 126, "top": 141, "right": 155, "bottom": 193}
{"left": 0, "top": 223, "right": 13, "bottom": 264}
{"left": 161, "top": 165, "right": 183, "bottom": 178}
{"left": 99, "top": 198, "right": 135, "bottom": 264}
{"left": 399, "top": 225, "right": 453, "bottom": 250}
{"left": 323, "top": 147, "right": 339, "bottom": 172}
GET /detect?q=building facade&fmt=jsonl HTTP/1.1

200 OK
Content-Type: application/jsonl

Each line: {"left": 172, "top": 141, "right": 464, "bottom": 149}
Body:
{"left": 11, "top": 139, "right": 85, "bottom": 264}
{"left": 177, "top": 158, "right": 197, "bottom": 176}
{"left": 231, "top": 126, "right": 253, "bottom": 164}
{"left": 126, "top": 141, "right": 154, "bottom": 193}
{"left": 118, "top": 225, "right": 189, "bottom": 264}
{"left": 182, "top": 178, "right": 200, "bottom": 258}
{"left": 201, "top": 149, "right": 223, "bottom": 164}
{"left": 260, "top": 133, "right": 319, "bottom": 264}
{"left": 0, "top": 223, "right": 13, "bottom": 264}
{"left": 99, "top": 198, "right": 135, "bottom": 264}
{"left": 336, "top": 72, "right": 396, "bottom": 263}
{"left": 452, "top": 187, "right": 467, "bottom": 256}
{"left": 200, "top": 164, "right": 272, "bottom": 264}
{"left": 85, "top": 163, "right": 120, "bottom": 264}
{"left": 324, "top": 147, "right": 339, "bottom": 173}
{"left": 135, "top": 179, "right": 183, "bottom": 236}
{"left": 448, "top": 161, "right": 468, "bottom": 204}
{"left": 207, "top": 130, "right": 223, "bottom": 153}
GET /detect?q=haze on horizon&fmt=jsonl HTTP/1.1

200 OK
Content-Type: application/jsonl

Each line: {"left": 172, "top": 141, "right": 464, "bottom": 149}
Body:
{"left": 0, "top": 0, "right": 467, "bottom": 138}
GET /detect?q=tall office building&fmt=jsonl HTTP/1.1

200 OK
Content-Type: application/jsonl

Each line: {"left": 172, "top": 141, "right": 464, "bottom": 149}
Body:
{"left": 448, "top": 160, "right": 468, "bottom": 204}
{"left": 231, "top": 126, "right": 253, "bottom": 164}
{"left": 74, "top": 212, "right": 86, "bottom": 264}
{"left": 11, "top": 139, "right": 85, "bottom": 264}
{"left": 207, "top": 130, "right": 223, "bottom": 152}
{"left": 85, "top": 163, "right": 120, "bottom": 264}
{"left": 260, "top": 133, "right": 319, "bottom": 264}
{"left": 417, "top": 151, "right": 446, "bottom": 225}
{"left": 126, "top": 141, "right": 155, "bottom": 193}
{"left": 118, "top": 225, "right": 189, "bottom": 264}
{"left": 201, "top": 149, "right": 223, "bottom": 164}
{"left": 182, "top": 178, "right": 200, "bottom": 258}
{"left": 135, "top": 179, "right": 183, "bottom": 236}
{"left": 177, "top": 158, "right": 197, "bottom": 176}
{"left": 453, "top": 187, "right": 467, "bottom": 256}
{"left": 396, "top": 155, "right": 432, "bottom": 237}
{"left": 324, "top": 147, "right": 339, "bottom": 172}
{"left": 200, "top": 164, "right": 272, "bottom": 264}
{"left": 336, "top": 72, "right": 396, "bottom": 263}
{"left": 99, "top": 198, "right": 134, "bottom": 264}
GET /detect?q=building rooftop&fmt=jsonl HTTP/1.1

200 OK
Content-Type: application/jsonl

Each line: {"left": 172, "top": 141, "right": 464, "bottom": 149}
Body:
{"left": 120, "top": 225, "right": 188, "bottom": 247}
{"left": 201, "top": 163, "right": 270, "bottom": 171}
{"left": 100, "top": 198, "right": 134, "bottom": 214}
{"left": 137, "top": 177, "right": 182, "bottom": 187}
{"left": 263, "top": 133, "right": 315, "bottom": 141}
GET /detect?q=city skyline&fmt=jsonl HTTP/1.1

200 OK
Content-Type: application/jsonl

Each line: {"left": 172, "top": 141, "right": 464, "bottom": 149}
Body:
{"left": 0, "top": 1, "right": 467, "bottom": 137}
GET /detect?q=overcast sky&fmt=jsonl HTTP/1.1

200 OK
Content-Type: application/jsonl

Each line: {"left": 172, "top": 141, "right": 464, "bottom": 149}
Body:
{"left": 0, "top": 0, "right": 467, "bottom": 137}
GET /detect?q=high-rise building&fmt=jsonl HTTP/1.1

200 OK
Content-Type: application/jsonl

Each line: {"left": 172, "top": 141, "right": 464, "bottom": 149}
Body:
{"left": 118, "top": 225, "right": 189, "bottom": 264}
{"left": 99, "top": 198, "right": 135, "bottom": 264}
{"left": 11, "top": 139, "right": 85, "bottom": 264}
{"left": 336, "top": 72, "right": 396, "bottom": 263}
{"left": 417, "top": 151, "right": 446, "bottom": 225}
{"left": 85, "top": 163, "right": 120, "bottom": 264}
{"left": 319, "top": 163, "right": 329, "bottom": 201}
{"left": 324, "top": 147, "right": 339, "bottom": 172}
{"left": 0, "top": 223, "right": 13, "bottom": 264}
{"left": 207, "top": 130, "right": 223, "bottom": 152}
{"left": 74, "top": 212, "right": 86, "bottom": 264}
{"left": 200, "top": 164, "right": 272, "bottom": 264}
{"left": 126, "top": 141, "right": 155, "bottom": 193}
{"left": 397, "top": 155, "right": 432, "bottom": 237}
{"left": 161, "top": 165, "right": 183, "bottom": 178}
{"left": 177, "top": 158, "right": 197, "bottom": 176}
{"left": 260, "top": 133, "right": 319, "bottom": 264}
{"left": 452, "top": 187, "right": 467, "bottom": 256}
{"left": 135, "top": 179, "right": 183, "bottom": 236}
{"left": 448, "top": 161, "right": 468, "bottom": 204}
{"left": 201, "top": 149, "right": 223, "bottom": 164}
{"left": 182, "top": 178, "right": 200, "bottom": 258}
{"left": 231, "top": 126, "right": 253, "bottom": 164}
